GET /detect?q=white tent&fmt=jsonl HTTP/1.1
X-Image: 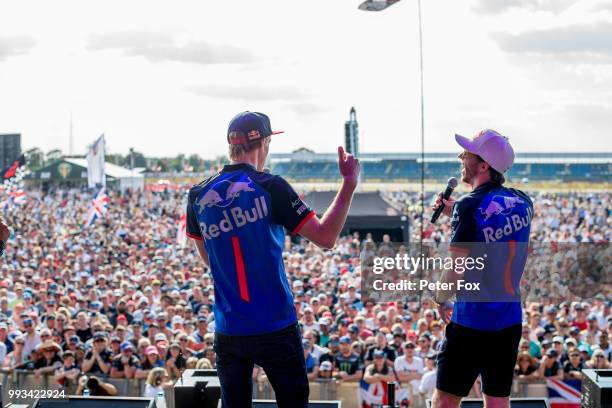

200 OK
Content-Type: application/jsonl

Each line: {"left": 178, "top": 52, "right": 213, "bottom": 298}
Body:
{"left": 65, "top": 158, "right": 144, "bottom": 192}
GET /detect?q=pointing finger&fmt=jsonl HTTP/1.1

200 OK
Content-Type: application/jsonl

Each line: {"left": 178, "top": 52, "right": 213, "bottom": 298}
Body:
{"left": 337, "top": 146, "right": 345, "bottom": 161}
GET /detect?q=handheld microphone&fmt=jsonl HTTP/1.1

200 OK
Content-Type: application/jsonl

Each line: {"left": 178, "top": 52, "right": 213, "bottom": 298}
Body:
{"left": 431, "top": 177, "right": 458, "bottom": 223}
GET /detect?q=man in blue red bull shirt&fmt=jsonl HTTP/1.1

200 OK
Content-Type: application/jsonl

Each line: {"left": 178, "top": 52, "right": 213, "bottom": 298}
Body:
{"left": 431, "top": 129, "right": 533, "bottom": 408}
{"left": 186, "top": 111, "right": 360, "bottom": 407}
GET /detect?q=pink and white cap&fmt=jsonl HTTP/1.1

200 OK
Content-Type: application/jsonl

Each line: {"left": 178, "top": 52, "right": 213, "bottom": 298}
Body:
{"left": 455, "top": 129, "right": 515, "bottom": 173}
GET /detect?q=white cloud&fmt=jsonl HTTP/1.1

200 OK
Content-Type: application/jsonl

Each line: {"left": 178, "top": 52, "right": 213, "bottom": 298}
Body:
{"left": 0, "top": 0, "right": 609, "bottom": 158}
{"left": 88, "top": 30, "right": 257, "bottom": 65}
{"left": 0, "top": 36, "right": 36, "bottom": 61}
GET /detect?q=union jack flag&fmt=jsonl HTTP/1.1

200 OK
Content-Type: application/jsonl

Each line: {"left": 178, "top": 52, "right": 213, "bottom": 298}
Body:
{"left": 547, "top": 378, "right": 581, "bottom": 408}
{"left": 85, "top": 188, "right": 109, "bottom": 227}
{"left": 359, "top": 379, "right": 410, "bottom": 408}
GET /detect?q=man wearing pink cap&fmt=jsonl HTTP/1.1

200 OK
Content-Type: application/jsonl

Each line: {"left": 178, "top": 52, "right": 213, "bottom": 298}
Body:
{"left": 432, "top": 129, "right": 533, "bottom": 408}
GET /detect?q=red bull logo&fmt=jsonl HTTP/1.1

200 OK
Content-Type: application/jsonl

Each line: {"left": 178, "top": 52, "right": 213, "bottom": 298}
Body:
{"left": 478, "top": 194, "right": 525, "bottom": 221}
{"left": 194, "top": 176, "right": 268, "bottom": 240}
{"left": 198, "top": 196, "right": 269, "bottom": 240}
{"left": 479, "top": 193, "right": 533, "bottom": 243}
{"left": 196, "top": 178, "right": 256, "bottom": 214}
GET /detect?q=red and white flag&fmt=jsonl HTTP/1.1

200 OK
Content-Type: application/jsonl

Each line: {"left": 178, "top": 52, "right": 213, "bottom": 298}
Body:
{"left": 176, "top": 212, "right": 187, "bottom": 247}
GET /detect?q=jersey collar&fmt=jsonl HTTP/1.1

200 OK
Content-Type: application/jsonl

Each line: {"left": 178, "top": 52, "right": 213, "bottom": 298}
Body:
{"left": 472, "top": 181, "right": 499, "bottom": 195}
{"left": 222, "top": 162, "right": 257, "bottom": 172}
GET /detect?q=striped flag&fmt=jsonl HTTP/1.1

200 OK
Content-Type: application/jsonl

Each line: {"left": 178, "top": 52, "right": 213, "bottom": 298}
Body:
{"left": 547, "top": 378, "right": 581, "bottom": 408}
{"left": 85, "top": 188, "right": 109, "bottom": 227}
{"left": 87, "top": 134, "right": 106, "bottom": 188}
{"left": 0, "top": 155, "right": 28, "bottom": 210}
{"left": 176, "top": 211, "right": 187, "bottom": 247}
{"left": 359, "top": 379, "right": 410, "bottom": 407}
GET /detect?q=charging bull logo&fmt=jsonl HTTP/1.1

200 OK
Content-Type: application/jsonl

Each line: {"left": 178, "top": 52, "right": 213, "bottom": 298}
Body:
{"left": 196, "top": 178, "right": 257, "bottom": 214}
{"left": 479, "top": 194, "right": 525, "bottom": 221}
{"left": 225, "top": 181, "right": 255, "bottom": 200}
{"left": 196, "top": 190, "right": 224, "bottom": 212}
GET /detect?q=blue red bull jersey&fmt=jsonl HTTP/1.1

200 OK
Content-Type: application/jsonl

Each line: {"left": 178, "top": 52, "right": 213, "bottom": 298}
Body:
{"left": 449, "top": 181, "right": 533, "bottom": 331}
{"left": 186, "top": 163, "right": 315, "bottom": 335}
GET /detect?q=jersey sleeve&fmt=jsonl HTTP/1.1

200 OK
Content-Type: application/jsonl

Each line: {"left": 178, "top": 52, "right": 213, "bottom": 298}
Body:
{"left": 449, "top": 198, "right": 477, "bottom": 249}
{"left": 186, "top": 190, "right": 203, "bottom": 241}
{"left": 267, "top": 176, "right": 315, "bottom": 235}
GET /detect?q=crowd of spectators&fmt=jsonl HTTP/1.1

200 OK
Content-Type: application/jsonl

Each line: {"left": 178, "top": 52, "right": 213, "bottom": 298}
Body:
{"left": 0, "top": 187, "right": 608, "bottom": 400}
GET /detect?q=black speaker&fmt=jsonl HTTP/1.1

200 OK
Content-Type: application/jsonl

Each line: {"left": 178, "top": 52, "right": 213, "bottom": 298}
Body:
{"left": 33, "top": 396, "right": 157, "bottom": 408}
{"left": 173, "top": 370, "right": 221, "bottom": 408}
{"left": 186, "top": 369, "right": 218, "bottom": 378}
{"left": 252, "top": 401, "right": 341, "bottom": 408}
{"left": 426, "top": 398, "right": 550, "bottom": 408}
{"left": 582, "top": 369, "right": 612, "bottom": 408}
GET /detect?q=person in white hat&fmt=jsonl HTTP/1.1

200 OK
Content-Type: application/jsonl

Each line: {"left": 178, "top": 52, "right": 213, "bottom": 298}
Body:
{"left": 431, "top": 129, "right": 534, "bottom": 408}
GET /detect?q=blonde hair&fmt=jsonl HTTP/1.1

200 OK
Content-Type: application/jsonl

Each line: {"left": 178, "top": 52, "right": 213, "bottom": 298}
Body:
{"left": 228, "top": 138, "right": 266, "bottom": 161}
{"left": 186, "top": 357, "right": 199, "bottom": 369}
{"left": 196, "top": 358, "right": 212, "bottom": 369}
{"left": 146, "top": 367, "right": 168, "bottom": 387}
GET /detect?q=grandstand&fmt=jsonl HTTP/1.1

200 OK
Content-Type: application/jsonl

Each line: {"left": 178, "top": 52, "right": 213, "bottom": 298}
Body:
{"left": 269, "top": 151, "right": 611, "bottom": 183}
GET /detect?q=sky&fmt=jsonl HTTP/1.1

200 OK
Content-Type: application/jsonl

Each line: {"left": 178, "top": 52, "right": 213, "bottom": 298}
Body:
{"left": 0, "top": 0, "right": 611, "bottom": 159}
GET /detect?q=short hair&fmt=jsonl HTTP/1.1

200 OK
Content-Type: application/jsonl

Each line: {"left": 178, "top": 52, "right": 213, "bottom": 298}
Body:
{"left": 228, "top": 138, "right": 265, "bottom": 161}
{"left": 475, "top": 154, "right": 505, "bottom": 185}
{"left": 489, "top": 167, "right": 506, "bottom": 185}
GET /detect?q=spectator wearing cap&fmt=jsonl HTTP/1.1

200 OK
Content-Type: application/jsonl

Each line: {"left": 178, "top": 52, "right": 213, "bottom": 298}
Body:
{"left": 520, "top": 325, "right": 542, "bottom": 359}
{"left": 390, "top": 330, "right": 405, "bottom": 356}
{"left": 364, "top": 350, "right": 397, "bottom": 393}
{"left": 317, "top": 317, "right": 331, "bottom": 347}
{"left": 568, "top": 327, "right": 590, "bottom": 357}
{"left": 111, "top": 299, "right": 134, "bottom": 327}
{"left": 365, "top": 332, "right": 396, "bottom": 366}
{"left": 301, "top": 307, "right": 319, "bottom": 333}
{"left": 135, "top": 345, "right": 164, "bottom": 379}
{"left": 317, "top": 360, "right": 334, "bottom": 380}
{"left": 303, "top": 330, "right": 329, "bottom": 363}
{"left": 583, "top": 313, "right": 601, "bottom": 345}
{"left": 334, "top": 336, "right": 363, "bottom": 382}
{"left": 542, "top": 306, "right": 558, "bottom": 333}
{"left": 110, "top": 341, "right": 140, "bottom": 378}
{"left": 54, "top": 350, "right": 80, "bottom": 386}
{"left": 63, "top": 332, "right": 80, "bottom": 352}
{"left": 5, "top": 335, "right": 26, "bottom": 369}
{"left": 320, "top": 335, "right": 341, "bottom": 366}
{"left": 419, "top": 352, "right": 439, "bottom": 399}
{"left": 82, "top": 332, "right": 112, "bottom": 375}
{"left": 395, "top": 340, "right": 424, "bottom": 396}
{"left": 33, "top": 340, "right": 63, "bottom": 378}
{"left": 563, "top": 348, "right": 585, "bottom": 380}
{"left": 110, "top": 336, "right": 122, "bottom": 355}
{"left": 572, "top": 304, "right": 587, "bottom": 330}
{"left": 192, "top": 316, "right": 209, "bottom": 350}
{"left": 538, "top": 349, "right": 562, "bottom": 380}
{"left": 347, "top": 324, "right": 360, "bottom": 344}
{"left": 302, "top": 338, "right": 319, "bottom": 381}
{"left": 551, "top": 336, "right": 566, "bottom": 363}
{"left": 21, "top": 317, "right": 41, "bottom": 361}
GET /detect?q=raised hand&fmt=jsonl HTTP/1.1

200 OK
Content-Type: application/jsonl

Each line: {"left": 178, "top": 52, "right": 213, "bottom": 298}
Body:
{"left": 337, "top": 146, "right": 360, "bottom": 188}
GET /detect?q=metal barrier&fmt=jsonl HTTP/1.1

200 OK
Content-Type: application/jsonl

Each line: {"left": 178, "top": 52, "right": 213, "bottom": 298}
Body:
{"left": 0, "top": 370, "right": 557, "bottom": 408}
